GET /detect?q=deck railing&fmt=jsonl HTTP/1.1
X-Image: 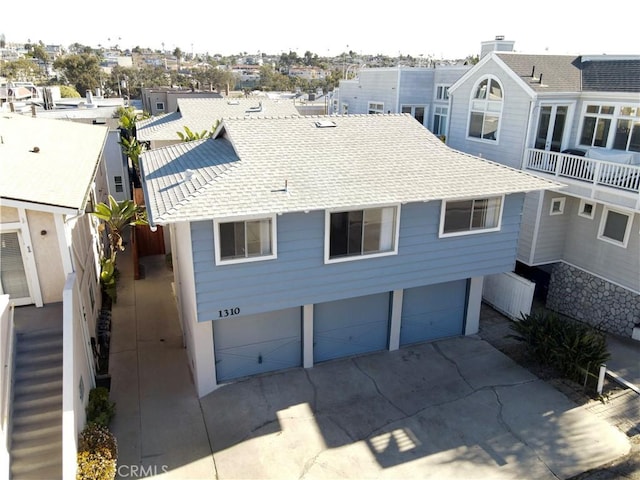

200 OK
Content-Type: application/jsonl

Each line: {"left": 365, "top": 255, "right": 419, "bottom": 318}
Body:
{"left": 525, "top": 148, "right": 640, "bottom": 194}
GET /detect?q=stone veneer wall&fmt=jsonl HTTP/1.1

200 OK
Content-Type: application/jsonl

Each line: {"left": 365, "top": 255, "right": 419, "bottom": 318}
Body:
{"left": 546, "top": 262, "right": 640, "bottom": 338}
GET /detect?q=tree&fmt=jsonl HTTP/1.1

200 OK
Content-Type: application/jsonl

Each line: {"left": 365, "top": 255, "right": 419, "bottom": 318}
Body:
{"left": 53, "top": 53, "right": 101, "bottom": 95}
{"left": 177, "top": 121, "right": 220, "bottom": 142}
{"left": 59, "top": 85, "right": 80, "bottom": 97}
{"left": 1, "top": 58, "right": 44, "bottom": 83}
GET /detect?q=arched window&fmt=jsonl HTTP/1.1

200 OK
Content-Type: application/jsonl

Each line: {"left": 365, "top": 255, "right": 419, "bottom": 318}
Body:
{"left": 468, "top": 77, "right": 503, "bottom": 141}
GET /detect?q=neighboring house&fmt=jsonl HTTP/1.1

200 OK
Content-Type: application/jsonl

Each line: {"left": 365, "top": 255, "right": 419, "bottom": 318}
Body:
{"left": 0, "top": 113, "right": 109, "bottom": 478}
{"left": 446, "top": 51, "right": 640, "bottom": 338}
{"left": 140, "top": 87, "right": 223, "bottom": 116}
{"left": 333, "top": 64, "right": 471, "bottom": 137}
{"left": 136, "top": 97, "right": 303, "bottom": 150}
{"left": 139, "top": 114, "right": 559, "bottom": 397}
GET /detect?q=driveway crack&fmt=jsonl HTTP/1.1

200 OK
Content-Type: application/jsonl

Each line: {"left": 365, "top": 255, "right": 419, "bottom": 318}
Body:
{"left": 303, "top": 368, "right": 318, "bottom": 411}
{"left": 432, "top": 342, "right": 474, "bottom": 390}
{"left": 352, "top": 357, "right": 409, "bottom": 417}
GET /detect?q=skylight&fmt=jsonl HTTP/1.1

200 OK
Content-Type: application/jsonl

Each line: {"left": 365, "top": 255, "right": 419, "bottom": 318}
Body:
{"left": 314, "top": 120, "right": 337, "bottom": 128}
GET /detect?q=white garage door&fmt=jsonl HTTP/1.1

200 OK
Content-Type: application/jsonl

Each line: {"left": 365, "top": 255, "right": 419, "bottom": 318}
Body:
{"left": 400, "top": 280, "right": 467, "bottom": 346}
{"left": 213, "top": 307, "right": 302, "bottom": 382}
{"left": 314, "top": 292, "right": 390, "bottom": 363}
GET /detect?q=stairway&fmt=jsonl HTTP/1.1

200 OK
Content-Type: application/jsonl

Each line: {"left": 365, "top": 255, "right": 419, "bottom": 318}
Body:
{"left": 9, "top": 327, "right": 63, "bottom": 480}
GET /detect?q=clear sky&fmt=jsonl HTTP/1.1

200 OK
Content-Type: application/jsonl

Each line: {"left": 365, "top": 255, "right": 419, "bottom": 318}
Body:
{"left": 2, "top": 0, "right": 638, "bottom": 59}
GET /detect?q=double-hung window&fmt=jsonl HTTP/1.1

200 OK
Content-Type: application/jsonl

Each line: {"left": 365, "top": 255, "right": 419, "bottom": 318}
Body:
{"left": 368, "top": 102, "right": 384, "bottom": 114}
{"left": 440, "top": 196, "right": 503, "bottom": 237}
{"left": 468, "top": 77, "right": 502, "bottom": 141}
{"left": 326, "top": 206, "right": 399, "bottom": 262}
{"left": 435, "top": 85, "right": 450, "bottom": 101}
{"left": 215, "top": 215, "right": 277, "bottom": 264}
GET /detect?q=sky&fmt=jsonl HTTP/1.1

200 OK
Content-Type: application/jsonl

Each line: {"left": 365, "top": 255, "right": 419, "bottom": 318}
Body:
{"left": 2, "top": 0, "right": 639, "bottom": 59}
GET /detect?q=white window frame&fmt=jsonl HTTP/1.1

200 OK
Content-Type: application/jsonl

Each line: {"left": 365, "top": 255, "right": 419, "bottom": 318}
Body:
{"left": 435, "top": 84, "right": 450, "bottom": 101}
{"left": 466, "top": 76, "right": 503, "bottom": 143}
{"left": 368, "top": 102, "right": 385, "bottom": 114}
{"left": 578, "top": 199, "right": 595, "bottom": 219}
{"left": 401, "top": 105, "right": 427, "bottom": 126}
{"left": 324, "top": 205, "right": 401, "bottom": 264}
{"left": 439, "top": 195, "right": 504, "bottom": 238}
{"left": 597, "top": 206, "right": 633, "bottom": 248}
{"left": 214, "top": 214, "right": 277, "bottom": 265}
{"left": 114, "top": 175, "right": 123, "bottom": 193}
{"left": 433, "top": 106, "right": 448, "bottom": 136}
{"left": 549, "top": 197, "right": 566, "bottom": 216}
{"left": 578, "top": 103, "right": 640, "bottom": 152}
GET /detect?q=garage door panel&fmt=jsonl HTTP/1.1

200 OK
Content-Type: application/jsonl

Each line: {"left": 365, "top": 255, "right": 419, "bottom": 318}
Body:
{"left": 214, "top": 308, "right": 301, "bottom": 382}
{"left": 401, "top": 280, "right": 467, "bottom": 346}
{"left": 314, "top": 293, "right": 390, "bottom": 363}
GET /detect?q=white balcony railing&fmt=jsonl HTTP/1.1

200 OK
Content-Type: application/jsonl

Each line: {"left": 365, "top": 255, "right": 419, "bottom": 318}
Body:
{"left": 525, "top": 148, "right": 640, "bottom": 194}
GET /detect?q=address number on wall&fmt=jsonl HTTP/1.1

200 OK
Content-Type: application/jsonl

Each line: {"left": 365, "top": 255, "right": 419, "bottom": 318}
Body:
{"left": 218, "top": 307, "right": 240, "bottom": 318}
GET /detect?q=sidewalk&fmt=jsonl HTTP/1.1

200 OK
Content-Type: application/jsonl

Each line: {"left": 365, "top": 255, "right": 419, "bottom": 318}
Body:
{"left": 108, "top": 248, "right": 215, "bottom": 479}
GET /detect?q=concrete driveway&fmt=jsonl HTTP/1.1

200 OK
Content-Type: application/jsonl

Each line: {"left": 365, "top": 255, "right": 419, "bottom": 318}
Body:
{"left": 200, "top": 336, "right": 630, "bottom": 480}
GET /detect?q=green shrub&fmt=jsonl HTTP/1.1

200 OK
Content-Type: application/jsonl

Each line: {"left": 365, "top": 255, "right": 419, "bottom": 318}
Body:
{"left": 77, "top": 423, "right": 117, "bottom": 480}
{"left": 86, "top": 387, "right": 116, "bottom": 427}
{"left": 509, "top": 310, "right": 610, "bottom": 387}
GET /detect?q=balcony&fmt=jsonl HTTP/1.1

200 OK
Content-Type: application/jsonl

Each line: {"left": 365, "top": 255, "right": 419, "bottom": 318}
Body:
{"left": 524, "top": 148, "right": 640, "bottom": 210}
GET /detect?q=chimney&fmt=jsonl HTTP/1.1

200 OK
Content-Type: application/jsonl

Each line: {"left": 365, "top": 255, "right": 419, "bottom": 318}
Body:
{"left": 480, "top": 36, "right": 515, "bottom": 58}
{"left": 31, "top": 105, "right": 36, "bottom": 117}
{"left": 86, "top": 90, "right": 93, "bottom": 104}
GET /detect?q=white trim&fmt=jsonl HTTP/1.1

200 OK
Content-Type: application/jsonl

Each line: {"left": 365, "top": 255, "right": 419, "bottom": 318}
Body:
{"left": 213, "top": 213, "right": 278, "bottom": 266}
{"left": 17, "top": 209, "right": 43, "bottom": 307}
{"left": 0, "top": 198, "right": 79, "bottom": 216}
{"left": 438, "top": 195, "right": 504, "bottom": 238}
{"left": 528, "top": 191, "right": 545, "bottom": 265}
{"left": 597, "top": 206, "right": 633, "bottom": 248}
{"left": 324, "top": 204, "right": 401, "bottom": 264}
{"left": 465, "top": 277, "right": 484, "bottom": 335}
{"left": 303, "top": 305, "right": 314, "bottom": 368}
{"left": 549, "top": 197, "right": 566, "bottom": 215}
{"left": 388, "top": 290, "right": 403, "bottom": 351}
{"left": 578, "top": 199, "right": 596, "bottom": 219}
{"left": 465, "top": 75, "right": 504, "bottom": 144}
{"left": 54, "top": 214, "right": 74, "bottom": 276}
{"left": 367, "top": 101, "right": 385, "bottom": 114}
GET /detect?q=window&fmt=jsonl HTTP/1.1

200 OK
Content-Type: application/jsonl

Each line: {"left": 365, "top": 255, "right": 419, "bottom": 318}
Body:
{"left": 114, "top": 175, "right": 123, "bottom": 193}
{"left": 215, "top": 215, "right": 277, "bottom": 264}
{"left": 401, "top": 105, "right": 426, "bottom": 125}
{"left": 155, "top": 102, "right": 165, "bottom": 112}
{"left": 341, "top": 103, "right": 349, "bottom": 115}
{"left": 578, "top": 200, "right": 595, "bottom": 219}
{"left": 433, "top": 106, "right": 448, "bottom": 136}
{"left": 326, "top": 206, "right": 399, "bottom": 262}
{"left": 468, "top": 77, "right": 502, "bottom": 141}
{"left": 598, "top": 207, "right": 632, "bottom": 247}
{"left": 549, "top": 197, "right": 565, "bottom": 215}
{"left": 440, "top": 196, "right": 503, "bottom": 237}
{"left": 579, "top": 104, "right": 640, "bottom": 152}
{"left": 436, "top": 85, "right": 450, "bottom": 101}
{"left": 368, "top": 102, "right": 384, "bottom": 114}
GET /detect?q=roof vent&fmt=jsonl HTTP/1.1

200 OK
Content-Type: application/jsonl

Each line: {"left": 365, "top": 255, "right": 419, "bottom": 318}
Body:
{"left": 227, "top": 100, "right": 240, "bottom": 105}
{"left": 31, "top": 146, "right": 40, "bottom": 153}
{"left": 184, "top": 169, "right": 194, "bottom": 181}
{"left": 314, "top": 120, "right": 337, "bottom": 128}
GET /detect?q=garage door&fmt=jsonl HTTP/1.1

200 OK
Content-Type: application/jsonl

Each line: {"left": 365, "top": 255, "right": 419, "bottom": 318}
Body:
{"left": 213, "top": 307, "right": 301, "bottom": 382}
{"left": 400, "top": 280, "right": 467, "bottom": 346}
{"left": 314, "top": 292, "right": 390, "bottom": 363}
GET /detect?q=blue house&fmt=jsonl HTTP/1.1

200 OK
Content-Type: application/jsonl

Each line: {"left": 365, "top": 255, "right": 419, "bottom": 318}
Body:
{"left": 139, "top": 114, "right": 558, "bottom": 396}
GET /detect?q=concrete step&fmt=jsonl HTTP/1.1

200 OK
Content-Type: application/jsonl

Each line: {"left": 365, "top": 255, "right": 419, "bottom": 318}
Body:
{"left": 11, "top": 405, "right": 61, "bottom": 428}
{"left": 11, "top": 432, "right": 62, "bottom": 458}
{"left": 10, "top": 445, "right": 62, "bottom": 480}
{"left": 14, "top": 363, "right": 63, "bottom": 382}
{"left": 12, "top": 390, "right": 62, "bottom": 413}
{"left": 16, "top": 331, "right": 63, "bottom": 353}
{"left": 11, "top": 419, "right": 61, "bottom": 443}
{"left": 12, "top": 376, "right": 62, "bottom": 397}
{"left": 14, "top": 347, "right": 63, "bottom": 368}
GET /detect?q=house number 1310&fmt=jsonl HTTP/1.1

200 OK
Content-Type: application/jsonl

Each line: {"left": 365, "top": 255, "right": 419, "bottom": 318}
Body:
{"left": 218, "top": 307, "right": 240, "bottom": 318}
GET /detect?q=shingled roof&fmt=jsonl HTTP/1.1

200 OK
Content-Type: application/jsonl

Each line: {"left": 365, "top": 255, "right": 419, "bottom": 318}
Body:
{"left": 140, "top": 114, "right": 561, "bottom": 225}
{"left": 495, "top": 53, "right": 640, "bottom": 93}
{"left": 136, "top": 97, "right": 302, "bottom": 142}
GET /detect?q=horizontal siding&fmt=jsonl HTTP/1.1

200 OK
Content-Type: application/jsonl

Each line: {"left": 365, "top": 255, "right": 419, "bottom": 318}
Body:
{"left": 191, "top": 194, "right": 525, "bottom": 321}
{"left": 517, "top": 191, "right": 540, "bottom": 263}
{"left": 562, "top": 202, "right": 640, "bottom": 291}
{"left": 531, "top": 192, "right": 570, "bottom": 264}
{"left": 447, "top": 59, "right": 531, "bottom": 169}
{"left": 398, "top": 69, "right": 433, "bottom": 105}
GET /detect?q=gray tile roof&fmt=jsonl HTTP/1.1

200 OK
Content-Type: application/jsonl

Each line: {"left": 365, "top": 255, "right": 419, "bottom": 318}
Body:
{"left": 496, "top": 53, "right": 640, "bottom": 93}
{"left": 140, "top": 114, "right": 561, "bottom": 225}
{"left": 581, "top": 59, "right": 640, "bottom": 92}
{"left": 0, "top": 113, "right": 108, "bottom": 210}
{"left": 136, "top": 97, "right": 302, "bottom": 142}
{"left": 496, "top": 53, "right": 582, "bottom": 92}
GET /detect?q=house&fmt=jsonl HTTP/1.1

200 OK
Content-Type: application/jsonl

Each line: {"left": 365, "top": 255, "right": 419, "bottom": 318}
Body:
{"left": 0, "top": 113, "right": 109, "bottom": 478}
{"left": 135, "top": 97, "right": 303, "bottom": 150}
{"left": 138, "top": 114, "right": 559, "bottom": 397}
{"left": 140, "top": 87, "right": 223, "bottom": 116}
{"left": 446, "top": 50, "right": 640, "bottom": 338}
{"left": 333, "top": 63, "right": 471, "bottom": 137}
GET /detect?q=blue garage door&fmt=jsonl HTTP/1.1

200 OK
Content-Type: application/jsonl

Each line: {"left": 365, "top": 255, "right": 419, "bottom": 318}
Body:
{"left": 213, "top": 307, "right": 301, "bottom": 382}
{"left": 314, "top": 292, "right": 390, "bottom": 363}
{"left": 400, "top": 280, "right": 467, "bottom": 346}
